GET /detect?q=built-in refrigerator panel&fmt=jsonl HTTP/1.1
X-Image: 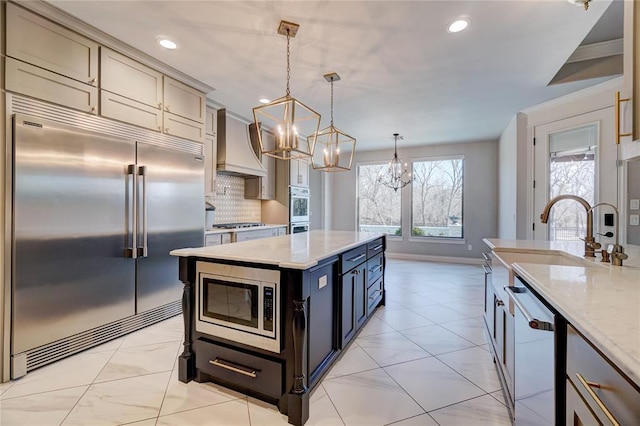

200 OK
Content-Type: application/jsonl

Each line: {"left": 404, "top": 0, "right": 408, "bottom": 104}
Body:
{"left": 12, "top": 114, "right": 136, "bottom": 355}
{"left": 134, "top": 142, "right": 204, "bottom": 313}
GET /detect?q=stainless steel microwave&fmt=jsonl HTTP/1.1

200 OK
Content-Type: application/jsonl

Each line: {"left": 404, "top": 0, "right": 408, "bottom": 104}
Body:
{"left": 196, "top": 262, "right": 280, "bottom": 353}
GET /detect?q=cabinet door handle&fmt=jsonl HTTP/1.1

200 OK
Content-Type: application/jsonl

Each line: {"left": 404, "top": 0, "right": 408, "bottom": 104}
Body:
{"left": 352, "top": 269, "right": 360, "bottom": 275}
{"left": 347, "top": 253, "right": 366, "bottom": 263}
{"left": 210, "top": 358, "right": 257, "bottom": 378}
{"left": 158, "top": 102, "right": 162, "bottom": 109}
{"left": 88, "top": 77, "right": 97, "bottom": 84}
{"left": 496, "top": 299, "right": 504, "bottom": 307}
{"left": 165, "top": 128, "right": 170, "bottom": 133}
{"left": 575, "top": 373, "right": 620, "bottom": 425}
{"left": 369, "top": 265, "right": 383, "bottom": 273}
{"left": 482, "top": 265, "right": 491, "bottom": 275}
{"left": 371, "top": 244, "right": 383, "bottom": 251}
{"left": 505, "top": 286, "right": 554, "bottom": 331}
{"left": 165, "top": 105, "right": 170, "bottom": 112}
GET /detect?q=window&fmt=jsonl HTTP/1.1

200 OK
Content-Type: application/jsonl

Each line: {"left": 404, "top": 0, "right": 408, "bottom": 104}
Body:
{"left": 357, "top": 163, "right": 402, "bottom": 236}
{"left": 411, "top": 157, "right": 464, "bottom": 238}
{"left": 547, "top": 124, "right": 596, "bottom": 241}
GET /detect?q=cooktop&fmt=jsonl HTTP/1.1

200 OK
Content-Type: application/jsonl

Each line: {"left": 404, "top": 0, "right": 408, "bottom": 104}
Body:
{"left": 211, "top": 222, "right": 265, "bottom": 229}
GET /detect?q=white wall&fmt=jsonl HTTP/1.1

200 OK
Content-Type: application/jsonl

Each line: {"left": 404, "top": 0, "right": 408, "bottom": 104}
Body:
{"left": 330, "top": 139, "right": 499, "bottom": 260}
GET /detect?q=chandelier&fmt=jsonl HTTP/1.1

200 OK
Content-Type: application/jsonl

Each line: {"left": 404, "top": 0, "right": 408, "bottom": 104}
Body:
{"left": 378, "top": 133, "right": 412, "bottom": 192}
{"left": 566, "top": 0, "right": 590, "bottom": 11}
{"left": 253, "top": 21, "right": 321, "bottom": 160}
{"left": 310, "top": 73, "right": 356, "bottom": 172}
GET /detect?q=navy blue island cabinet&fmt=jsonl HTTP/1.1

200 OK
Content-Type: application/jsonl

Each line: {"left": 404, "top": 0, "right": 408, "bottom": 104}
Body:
{"left": 171, "top": 231, "right": 386, "bottom": 426}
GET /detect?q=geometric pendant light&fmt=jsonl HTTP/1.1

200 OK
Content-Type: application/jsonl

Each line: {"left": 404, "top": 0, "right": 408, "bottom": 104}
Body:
{"left": 378, "top": 133, "right": 412, "bottom": 192}
{"left": 310, "top": 72, "right": 356, "bottom": 172}
{"left": 252, "top": 20, "right": 321, "bottom": 160}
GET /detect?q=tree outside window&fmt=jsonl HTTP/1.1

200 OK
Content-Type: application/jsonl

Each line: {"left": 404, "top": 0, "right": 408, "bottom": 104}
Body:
{"left": 357, "top": 163, "right": 402, "bottom": 235}
{"left": 411, "top": 157, "right": 463, "bottom": 238}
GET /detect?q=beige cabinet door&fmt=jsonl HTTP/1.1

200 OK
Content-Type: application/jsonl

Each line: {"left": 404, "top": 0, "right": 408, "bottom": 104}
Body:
{"left": 163, "top": 113, "right": 205, "bottom": 142}
{"left": 101, "top": 48, "right": 163, "bottom": 109}
{"left": 7, "top": 3, "right": 99, "bottom": 86}
{"left": 6, "top": 57, "right": 98, "bottom": 114}
{"left": 205, "top": 106, "right": 217, "bottom": 136}
{"left": 204, "top": 133, "right": 217, "bottom": 195}
{"left": 164, "top": 77, "right": 206, "bottom": 123}
{"left": 100, "top": 90, "right": 162, "bottom": 131}
{"left": 290, "top": 158, "right": 310, "bottom": 187}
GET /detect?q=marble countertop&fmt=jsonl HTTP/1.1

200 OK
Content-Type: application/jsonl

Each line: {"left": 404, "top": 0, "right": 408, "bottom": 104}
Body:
{"left": 171, "top": 230, "right": 384, "bottom": 269}
{"left": 204, "top": 224, "right": 288, "bottom": 235}
{"left": 484, "top": 238, "right": 640, "bottom": 387}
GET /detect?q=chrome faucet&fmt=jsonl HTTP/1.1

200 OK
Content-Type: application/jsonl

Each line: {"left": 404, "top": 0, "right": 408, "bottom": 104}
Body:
{"left": 588, "top": 203, "right": 628, "bottom": 266}
{"left": 540, "top": 195, "right": 598, "bottom": 257}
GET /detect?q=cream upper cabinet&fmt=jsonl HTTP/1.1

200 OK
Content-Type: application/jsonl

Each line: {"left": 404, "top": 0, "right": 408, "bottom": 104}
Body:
{"left": 6, "top": 3, "right": 99, "bottom": 86}
{"left": 204, "top": 108, "right": 217, "bottom": 196}
{"left": 245, "top": 125, "right": 276, "bottom": 200}
{"left": 100, "top": 48, "right": 163, "bottom": 108}
{"left": 164, "top": 77, "right": 206, "bottom": 124}
{"left": 290, "top": 157, "right": 310, "bottom": 188}
{"left": 621, "top": 0, "right": 640, "bottom": 160}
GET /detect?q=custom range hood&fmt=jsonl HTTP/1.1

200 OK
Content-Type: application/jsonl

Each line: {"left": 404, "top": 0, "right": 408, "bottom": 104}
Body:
{"left": 216, "top": 109, "right": 266, "bottom": 177}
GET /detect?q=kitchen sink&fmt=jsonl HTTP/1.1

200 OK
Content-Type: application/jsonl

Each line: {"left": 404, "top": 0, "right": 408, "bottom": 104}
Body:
{"left": 493, "top": 251, "right": 599, "bottom": 268}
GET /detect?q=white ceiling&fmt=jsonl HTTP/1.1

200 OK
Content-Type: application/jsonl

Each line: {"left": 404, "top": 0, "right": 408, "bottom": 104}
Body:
{"left": 48, "top": 0, "right": 619, "bottom": 151}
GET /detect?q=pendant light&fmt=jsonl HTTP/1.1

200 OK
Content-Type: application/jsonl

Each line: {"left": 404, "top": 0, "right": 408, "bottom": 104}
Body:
{"left": 253, "top": 21, "right": 321, "bottom": 160}
{"left": 310, "top": 73, "right": 356, "bottom": 172}
{"left": 378, "top": 133, "right": 412, "bottom": 192}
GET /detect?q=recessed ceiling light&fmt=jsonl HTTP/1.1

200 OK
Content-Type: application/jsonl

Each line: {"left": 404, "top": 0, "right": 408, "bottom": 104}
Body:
{"left": 447, "top": 18, "right": 470, "bottom": 33}
{"left": 259, "top": 98, "right": 270, "bottom": 104}
{"left": 157, "top": 37, "right": 178, "bottom": 50}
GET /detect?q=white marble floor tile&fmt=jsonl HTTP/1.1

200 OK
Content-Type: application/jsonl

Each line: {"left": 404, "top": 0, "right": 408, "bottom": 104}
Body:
{"left": 356, "top": 331, "right": 431, "bottom": 367}
{"left": 411, "top": 289, "right": 462, "bottom": 304}
{"left": 120, "top": 419, "right": 157, "bottom": 426}
{"left": 246, "top": 397, "right": 288, "bottom": 425}
{"left": 385, "top": 292, "right": 434, "bottom": 308}
{"left": 0, "top": 386, "right": 87, "bottom": 426}
{"left": 323, "top": 368, "right": 424, "bottom": 426}
{"left": 120, "top": 322, "right": 184, "bottom": 349}
{"left": 357, "top": 316, "right": 395, "bottom": 338}
{"left": 0, "top": 380, "right": 14, "bottom": 396}
{"left": 439, "top": 317, "right": 488, "bottom": 346}
{"left": 325, "top": 344, "right": 379, "bottom": 379}
{"left": 160, "top": 368, "right": 246, "bottom": 416}
{"left": 429, "top": 394, "right": 513, "bottom": 425}
{"left": 1, "top": 350, "right": 114, "bottom": 399}
{"left": 490, "top": 390, "right": 508, "bottom": 407}
{"left": 409, "top": 304, "right": 475, "bottom": 324}
{"left": 95, "top": 341, "right": 180, "bottom": 383}
{"left": 445, "top": 300, "right": 485, "bottom": 318}
{"left": 156, "top": 399, "right": 250, "bottom": 426}
{"left": 435, "top": 346, "right": 502, "bottom": 393}
{"left": 63, "top": 371, "right": 170, "bottom": 425}
{"left": 374, "top": 309, "right": 435, "bottom": 331}
{"left": 387, "top": 413, "right": 439, "bottom": 425}
{"left": 401, "top": 324, "right": 476, "bottom": 355}
{"left": 384, "top": 357, "right": 485, "bottom": 412}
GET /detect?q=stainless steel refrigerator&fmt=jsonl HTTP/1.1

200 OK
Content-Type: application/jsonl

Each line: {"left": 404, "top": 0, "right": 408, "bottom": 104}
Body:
{"left": 11, "top": 113, "right": 204, "bottom": 378}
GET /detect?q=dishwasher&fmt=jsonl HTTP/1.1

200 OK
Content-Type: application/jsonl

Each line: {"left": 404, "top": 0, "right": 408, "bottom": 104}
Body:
{"left": 506, "top": 277, "right": 566, "bottom": 426}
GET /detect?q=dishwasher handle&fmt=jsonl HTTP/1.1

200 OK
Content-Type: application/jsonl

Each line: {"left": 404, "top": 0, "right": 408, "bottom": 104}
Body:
{"left": 505, "top": 286, "right": 554, "bottom": 332}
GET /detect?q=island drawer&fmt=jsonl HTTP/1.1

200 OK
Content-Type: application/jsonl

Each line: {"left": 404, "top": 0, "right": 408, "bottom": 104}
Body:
{"left": 195, "top": 339, "right": 283, "bottom": 399}
{"left": 367, "top": 238, "right": 384, "bottom": 258}
{"left": 367, "top": 253, "right": 384, "bottom": 284}
{"left": 566, "top": 325, "right": 640, "bottom": 424}
{"left": 367, "top": 276, "right": 383, "bottom": 316}
{"left": 341, "top": 244, "right": 367, "bottom": 273}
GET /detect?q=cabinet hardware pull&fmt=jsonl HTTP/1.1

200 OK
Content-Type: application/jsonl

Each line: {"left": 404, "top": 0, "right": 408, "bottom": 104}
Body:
{"left": 90, "top": 106, "right": 96, "bottom": 112}
{"left": 482, "top": 265, "right": 491, "bottom": 275}
{"left": 615, "top": 91, "right": 632, "bottom": 144}
{"left": 89, "top": 77, "right": 97, "bottom": 84}
{"left": 165, "top": 128, "right": 170, "bottom": 133}
{"left": 165, "top": 105, "right": 170, "bottom": 112}
{"left": 372, "top": 244, "right": 383, "bottom": 251}
{"left": 482, "top": 252, "right": 491, "bottom": 261}
{"left": 369, "top": 265, "right": 383, "bottom": 273}
{"left": 504, "top": 286, "right": 554, "bottom": 331}
{"left": 158, "top": 103, "right": 162, "bottom": 109}
{"left": 210, "top": 358, "right": 257, "bottom": 378}
{"left": 575, "top": 373, "right": 620, "bottom": 426}
{"left": 496, "top": 299, "right": 504, "bottom": 307}
{"left": 352, "top": 269, "right": 360, "bottom": 275}
{"left": 347, "top": 253, "right": 366, "bottom": 263}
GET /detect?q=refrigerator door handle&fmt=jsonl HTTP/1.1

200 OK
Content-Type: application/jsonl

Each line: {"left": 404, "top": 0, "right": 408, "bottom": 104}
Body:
{"left": 125, "top": 164, "right": 138, "bottom": 258}
{"left": 138, "top": 165, "right": 148, "bottom": 257}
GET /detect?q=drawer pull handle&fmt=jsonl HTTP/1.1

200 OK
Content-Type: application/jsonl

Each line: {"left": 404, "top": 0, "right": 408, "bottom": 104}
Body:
{"left": 210, "top": 358, "right": 257, "bottom": 378}
{"left": 369, "top": 290, "right": 381, "bottom": 300}
{"left": 482, "top": 252, "right": 491, "bottom": 261}
{"left": 371, "top": 244, "right": 383, "bottom": 251}
{"left": 369, "top": 265, "right": 383, "bottom": 273}
{"left": 575, "top": 373, "right": 620, "bottom": 426}
{"left": 482, "top": 265, "right": 492, "bottom": 274}
{"left": 347, "top": 253, "right": 366, "bottom": 263}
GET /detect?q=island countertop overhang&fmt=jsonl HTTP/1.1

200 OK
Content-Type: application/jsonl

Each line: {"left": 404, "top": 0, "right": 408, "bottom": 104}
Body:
{"left": 170, "top": 230, "right": 385, "bottom": 270}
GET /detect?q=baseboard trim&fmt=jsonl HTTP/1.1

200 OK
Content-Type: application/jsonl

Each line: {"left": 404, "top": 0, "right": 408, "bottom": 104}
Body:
{"left": 386, "top": 252, "right": 484, "bottom": 265}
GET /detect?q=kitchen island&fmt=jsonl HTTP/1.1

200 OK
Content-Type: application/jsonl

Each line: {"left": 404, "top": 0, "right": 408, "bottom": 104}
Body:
{"left": 170, "top": 230, "right": 386, "bottom": 426}
{"left": 483, "top": 239, "right": 640, "bottom": 424}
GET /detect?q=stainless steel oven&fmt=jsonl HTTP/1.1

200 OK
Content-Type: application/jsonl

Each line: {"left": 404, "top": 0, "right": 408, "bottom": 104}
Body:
{"left": 290, "top": 186, "right": 310, "bottom": 223}
{"left": 196, "top": 262, "right": 280, "bottom": 353}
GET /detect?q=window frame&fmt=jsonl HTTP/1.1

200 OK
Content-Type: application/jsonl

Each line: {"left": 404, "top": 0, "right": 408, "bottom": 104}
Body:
{"left": 356, "top": 160, "right": 403, "bottom": 238}
{"left": 409, "top": 155, "right": 465, "bottom": 242}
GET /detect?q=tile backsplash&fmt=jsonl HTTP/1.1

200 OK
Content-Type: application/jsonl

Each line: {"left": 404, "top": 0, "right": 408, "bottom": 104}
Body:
{"left": 212, "top": 173, "right": 261, "bottom": 224}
